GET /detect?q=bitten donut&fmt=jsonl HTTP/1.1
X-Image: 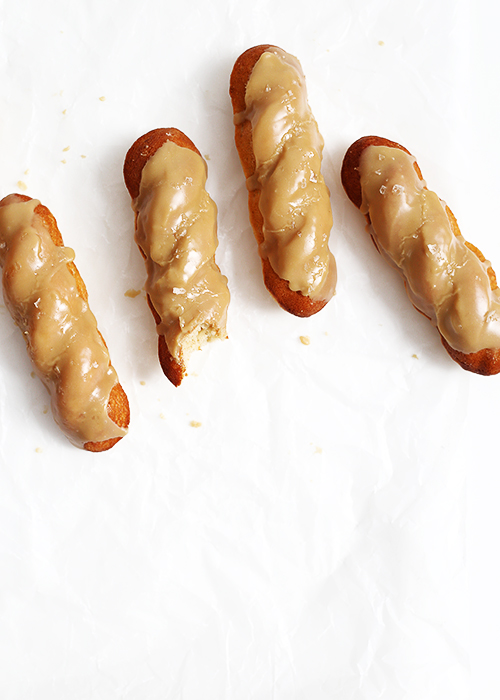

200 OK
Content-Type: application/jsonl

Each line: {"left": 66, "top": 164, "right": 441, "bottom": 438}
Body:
{"left": 0, "top": 193, "right": 130, "bottom": 450}
{"left": 341, "top": 135, "right": 500, "bottom": 375}
{"left": 229, "top": 44, "right": 337, "bottom": 317}
{"left": 123, "top": 128, "right": 230, "bottom": 386}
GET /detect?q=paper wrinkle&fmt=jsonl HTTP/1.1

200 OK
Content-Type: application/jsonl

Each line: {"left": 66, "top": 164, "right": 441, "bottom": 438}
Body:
{"left": 0, "top": 0, "right": 476, "bottom": 698}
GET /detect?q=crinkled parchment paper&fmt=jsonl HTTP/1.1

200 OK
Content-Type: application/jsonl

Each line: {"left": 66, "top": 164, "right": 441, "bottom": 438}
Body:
{"left": 0, "top": 0, "right": 497, "bottom": 697}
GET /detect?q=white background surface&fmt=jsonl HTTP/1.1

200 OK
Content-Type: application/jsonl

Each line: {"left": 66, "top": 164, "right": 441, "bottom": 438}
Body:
{"left": 0, "top": 0, "right": 498, "bottom": 697}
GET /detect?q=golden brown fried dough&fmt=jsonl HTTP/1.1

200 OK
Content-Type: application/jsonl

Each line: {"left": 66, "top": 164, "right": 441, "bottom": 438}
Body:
{"left": 124, "top": 128, "right": 230, "bottom": 386}
{"left": 341, "top": 135, "right": 500, "bottom": 375}
{"left": 230, "top": 45, "right": 336, "bottom": 317}
{"left": 0, "top": 194, "right": 130, "bottom": 449}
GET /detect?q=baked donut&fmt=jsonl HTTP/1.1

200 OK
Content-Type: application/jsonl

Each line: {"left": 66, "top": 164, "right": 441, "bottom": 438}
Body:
{"left": 341, "top": 135, "right": 500, "bottom": 375}
{"left": 0, "top": 193, "right": 130, "bottom": 450}
{"left": 229, "top": 44, "right": 337, "bottom": 317}
{"left": 123, "top": 128, "right": 230, "bottom": 386}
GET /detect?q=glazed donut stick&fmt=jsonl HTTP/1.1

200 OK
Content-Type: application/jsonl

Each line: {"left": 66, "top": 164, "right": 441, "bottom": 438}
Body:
{"left": 341, "top": 136, "right": 500, "bottom": 375}
{"left": 0, "top": 194, "right": 130, "bottom": 450}
{"left": 230, "top": 45, "right": 337, "bottom": 317}
{"left": 123, "top": 128, "right": 230, "bottom": 386}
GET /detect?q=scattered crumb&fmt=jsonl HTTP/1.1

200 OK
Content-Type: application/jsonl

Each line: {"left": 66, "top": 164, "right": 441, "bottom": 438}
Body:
{"left": 99, "top": 96, "right": 106, "bottom": 102}
{"left": 412, "top": 353, "right": 419, "bottom": 359}
{"left": 62, "top": 146, "right": 70, "bottom": 152}
{"left": 160, "top": 413, "right": 166, "bottom": 420}
{"left": 17, "top": 181, "right": 28, "bottom": 191}
{"left": 310, "top": 442, "right": 323, "bottom": 455}
{"left": 140, "top": 380, "right": 146, "bottom": 386}
{"left": 300, "top": 335, "right": 311, "bottom": 345}
{"left": 309, "top": 442, "right": 323, "bottom": 455}
{"left": 190, "top": 420, "right": 202, "bottom": 428}
{"left": 80, "top": 155, "right": 87, "bottom": 159}
{"left": 62, "top": 109, "right": 67, "bottom": 115}
{"left": 378, "top": 40, "right": 385, "bottom": 46}
{"left": 43, "top": 405, "right": 49, "bottom": 414}
{"left": 125, "top": 288, "right": 141, "bottom": 298}
{"left": 35, "top": 447, "right": 43, "bottom": 454}
{"left": 61, "top": 159, "right": 66, "bottom": 164}
{"left": 205, "top": 154, "right": 211, "bottom": 161}
{"left": 24, "top": 169, "right": 29, "bottom": 175}
{"left": 30, "top": 371, "right": 36, "bottom": 379}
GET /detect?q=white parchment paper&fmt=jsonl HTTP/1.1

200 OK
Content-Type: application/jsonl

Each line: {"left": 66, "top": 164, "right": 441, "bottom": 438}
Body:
{"left": 0, "top": 0, "right": 495, "bottom": 697}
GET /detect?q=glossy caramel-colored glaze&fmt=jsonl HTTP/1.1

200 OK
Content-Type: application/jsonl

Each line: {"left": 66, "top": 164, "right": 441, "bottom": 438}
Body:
{"left": 0, "top": 194, "right": 129, "bottom": 449}
{"left": 124, "top": 128, "right": 229, "bottom": 386}
{"left": 230, "top": 45, "right": 336, "bottom": 317}
{"left": 341, "top": 136, "right": 500, "bottom": 375}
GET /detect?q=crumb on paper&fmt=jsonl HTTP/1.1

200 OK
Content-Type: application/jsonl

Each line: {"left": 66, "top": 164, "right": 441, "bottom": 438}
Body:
{"left": 125, "top": 288, "right": 141, "bottom": 298}
{"left": 378, "top": 40, "right": 385, "bottom": 46}
{"left": 62, "top": 146, "right": 70, "bottom": 152}
{"left": 160, "top": 413, "right": 166, "bottom": 420}
{"left": 61, "top": 159, "right": 66, "bottom": 164}
{"left": 99, "top": 96, "right": 106, "bottom": 102}
{"left": 81, "top": 155, "right": 87, "bottom": 159}
{"left": 205, "top": 154, "right": 211, "bottom": 161}
{"left": 190, "top": 420, "right": 202, "bottom": 428}
{"left": 35, "top": 447, "right": 43, "bottom": 454}
{"left": 412, "top": 353, "right": 419, "bottom": 359}
{"left": 30, "top": 372, "right": 36, "bottom": 378}
{"left": 310, "top": 443, "right": 323, "bottom": 455}
{"left": 43, "top": 405, "right": 49, "bottom": 414}
{"left": 24, "top": 169, "right": 29, "bottom": 175}
{"left": 62, "top": 109, "right": 67, "bottom": 115}
{"left": 140, "top": 380, "right": 146, "bottom": 386}
{"left": 17, "top": 181, "right": 28, "bottom": 191}
{"left": 300, "top": 335, "right": 311, "bottom": 345}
